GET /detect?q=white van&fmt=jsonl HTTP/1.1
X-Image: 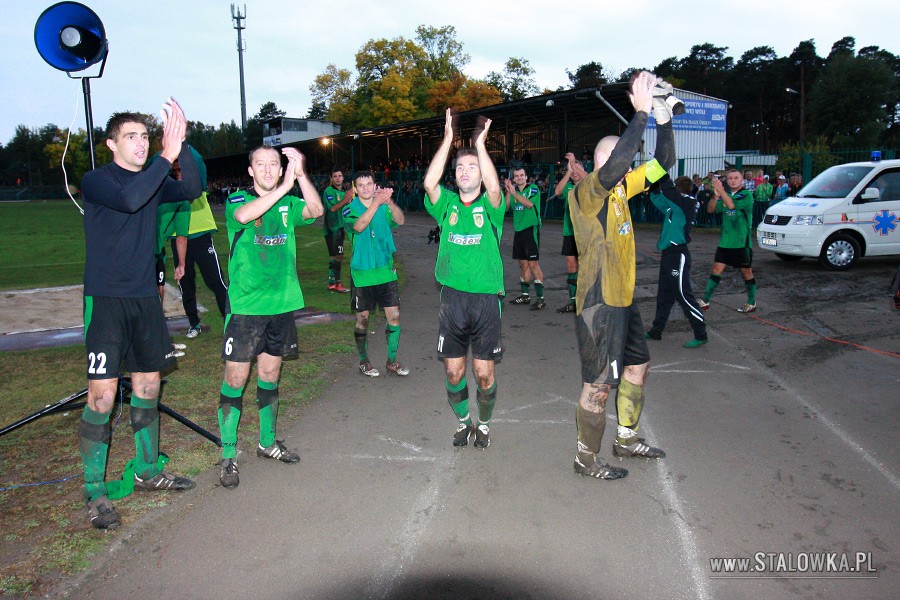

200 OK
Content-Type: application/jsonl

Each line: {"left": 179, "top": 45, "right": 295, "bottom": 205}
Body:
{"left": 756, "top": 159, "right": 900, "bottom": 270}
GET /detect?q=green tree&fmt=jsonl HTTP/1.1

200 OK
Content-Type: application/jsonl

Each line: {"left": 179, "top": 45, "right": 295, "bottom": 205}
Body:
{"left": 6, "top": 124, "right": 59, "bottom": 185}
{"left": 808, "top": 50, "right": 894, "bottom": 146}
{"left": 566, "top": 61, "right": 611, "bottom": 88}
{"left": 370, "top": 70, "right": 418, "bottom": 125}
{"left": 43, "top": 127, "right": 92, "bottom": 186}
{"left": 244, "top": 102, "right": 285, "bottom": 149}
{"left": 211, "top": 121, "right": 244, "bottom": 157}
{"left": 486, "top": 57, "right": 539, "bottom": 101}
{"left": 306, "top": 100, "right": 328, "bottom": 120}
{"left": 415, "top": 25, "right": 469, "bottom": 81}
{"left": 677, "top": 43, "right": 732, "bottom": 97}
{"left": 310, "top": 64, "right": 358, "bottom": 128}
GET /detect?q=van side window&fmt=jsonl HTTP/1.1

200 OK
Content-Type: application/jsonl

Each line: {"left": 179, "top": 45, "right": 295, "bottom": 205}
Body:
{"left": 866, "top": 170, "right": 900, "bottom": 203}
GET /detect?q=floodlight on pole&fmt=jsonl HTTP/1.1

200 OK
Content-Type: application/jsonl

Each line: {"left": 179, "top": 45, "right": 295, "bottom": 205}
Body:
{"left": 34, "top": 1, "right": 108, "bottom": 169}
{"left": 231, "top": 4, "right": 247, "bottom": 132}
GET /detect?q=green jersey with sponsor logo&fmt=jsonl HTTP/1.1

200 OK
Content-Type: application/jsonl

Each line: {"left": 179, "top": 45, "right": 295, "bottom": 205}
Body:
{"left": 425, "top": 186, "right": 505, "bottom": 295}
{"left": 225, "top": 190, "right": 315, "bottom": 315}
{"left": 512, "top": 183, "right": 541, "bottom": 231}
{"left": 713, "top": 188, "right": 754, "bottom": 249}
{"left": 322, "top": 185, "right": 345, "bottom": 233}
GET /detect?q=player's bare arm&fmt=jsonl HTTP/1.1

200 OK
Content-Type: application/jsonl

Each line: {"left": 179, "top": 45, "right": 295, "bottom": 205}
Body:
{"left": 234, "top": 157, "right": 296, "bottom": 224}
{"left": 554, "top": 153, "right": 576, "bottom": 196}
{"left": 352, "top": 187, "right": 388, "bottom": 232}
{"left": 384, "top": 188, "right": 405, "bottom": 226}
{"left": 474, "top": 117, "right": 501, "bottom": 207}
{"left": 284, "top": 148, "right": 324, "bottom": 219}
{"left": 423, "top": 108, "right": 455, "bottom": 204}
{"left": 712, "top": 177, "right": 734, "bottom": 210}
{"left": 505, "top": 181, "right": 534, "bottom": 208}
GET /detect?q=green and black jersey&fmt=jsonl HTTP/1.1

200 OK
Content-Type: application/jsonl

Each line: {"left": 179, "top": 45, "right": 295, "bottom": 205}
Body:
{"left": 225, "top": 190, "right": 315, "bottom": 315}
{"left": 512, "top": 183, "right": 541, "bottom": 231}
{"left": 713, "top": 188, "right": 754, "bottom": 249}
{"left": 322, "top": 185, "right": 345, "bottom": 234}
{"left": 425, "top": 186, "right": 505, "bottom": 295}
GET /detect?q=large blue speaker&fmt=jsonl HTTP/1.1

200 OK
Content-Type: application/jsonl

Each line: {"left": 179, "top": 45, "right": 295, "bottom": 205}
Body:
{"left": 34, "top": 2, "right": 107, "bottom": 72}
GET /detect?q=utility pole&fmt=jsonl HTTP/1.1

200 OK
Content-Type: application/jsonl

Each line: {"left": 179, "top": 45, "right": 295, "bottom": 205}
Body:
{"left": 231, "top": 4, "right": 247, "bottom": 131}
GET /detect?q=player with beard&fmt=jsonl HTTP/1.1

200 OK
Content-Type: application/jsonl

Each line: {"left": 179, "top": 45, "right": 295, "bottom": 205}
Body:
{"left": 423, "top": 110, "right": 504, "bottom": 449}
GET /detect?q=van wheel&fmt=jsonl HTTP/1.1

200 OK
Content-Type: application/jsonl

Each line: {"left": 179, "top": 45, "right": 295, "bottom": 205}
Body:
{"left": 818, "top": 234, "right": 860, "bottom": 271}
{"left": 774, "top": 253, "right": 803, "bottom": 262}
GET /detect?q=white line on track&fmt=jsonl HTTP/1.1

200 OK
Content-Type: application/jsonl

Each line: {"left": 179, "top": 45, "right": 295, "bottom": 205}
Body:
{"left": 363, "top": 452, "right": 456, "bottom": 599}
{"left": 641, "top": 418, "right": 712, "bottom": 600}
{"left": 376, "top": 435, "right": 426, "bottom": 454}
{"left": 347, "top": 454, "right": 435, "bottom": 463}
{"left": 708, "top": 329, "right": 900, "bottom": 494}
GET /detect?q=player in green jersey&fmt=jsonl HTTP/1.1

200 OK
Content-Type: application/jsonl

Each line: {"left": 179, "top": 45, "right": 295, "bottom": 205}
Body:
{"left": 343, "top": 171, "right": 409, "bottom": 377}
{"left": 505, "top": 166, "right": 546, "bottom": 309}
{"left": 552, "top": 152, "right": 588, "bottom": 313}
{"left": 322, "top": 167, "right": 351, "bottom": 293}
{"left": 216, "top": 146, "right": 323, "bottom": 489}
{"left": 697, "top": 168, "right": 757, "bottom": 313}
{"left": 424, "top": 110, "right": 504, "bottom": 450}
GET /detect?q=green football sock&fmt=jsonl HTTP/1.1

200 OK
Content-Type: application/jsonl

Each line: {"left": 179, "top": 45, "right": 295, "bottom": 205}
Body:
{"left": 476, "top": 382, "right": 497, "bottom": 425}
{"left": 218, "top": 382, "right": 244, "bottom": 460}
{"left": 446, "top": 378, "right": 470, "bottom": 424}
{"left": 354, "top": 327, "right": 368, "bottom": 362}
{"left": 520, "top": 279, "right": 531, "bottom": 295}
{"left": 130, "top": 395, "right": 160, "bottom": 480}
{"left": 567, "top": 274, "right": 578, "bottom": 301}
{"left": 257, "top": 378, "right": 279, "bottom": 448}
{"left": 385, "top": 323, "right": 400, "bottom": 363}
{"left": 328, "top": 259, "right": 338, "bottom": 284}
{"left": 615, "top": 379, "right": 644, "bottom": 444}
{"left": 745, "top": 278, "right": 757, "bottom": 305}
{"left": 534, "top": 280, "right": 544, "bottom": 299}
{"left": 79, "top": 406, "right": 111, "bottom": 502}
{"left": 333, "top": 260, "right": 342, "bottom": 283}
{"left": 704, "top": 274, "right": 722, "bottom": 301}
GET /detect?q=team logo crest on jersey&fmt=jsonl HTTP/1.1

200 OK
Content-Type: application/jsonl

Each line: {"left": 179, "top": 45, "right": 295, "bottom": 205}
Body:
{"left": 474, "top": 213, "right": 484, "bottom": 228}
{"left": 279, "top": 205, "right": 289, "bottom": 227}
{"left": 449, "top": 212, "right": 459, "bottom": 226}
{"left": 618, "top": 222, "right": 632, "bottom": 235}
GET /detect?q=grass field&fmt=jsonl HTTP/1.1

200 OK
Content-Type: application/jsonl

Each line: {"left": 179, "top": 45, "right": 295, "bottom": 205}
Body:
{"left": 0, "top": 199, "right": 367, "bottom": 597}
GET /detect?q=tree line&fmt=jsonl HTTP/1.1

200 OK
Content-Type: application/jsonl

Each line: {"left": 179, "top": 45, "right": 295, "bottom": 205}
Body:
{"left": 1, "top": 30, "right": 895, "bottom": 187}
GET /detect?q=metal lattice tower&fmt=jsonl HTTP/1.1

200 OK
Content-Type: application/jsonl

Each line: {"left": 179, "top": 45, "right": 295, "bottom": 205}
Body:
{"left": 231, "top": 4, "right": 247, "bottom": 131}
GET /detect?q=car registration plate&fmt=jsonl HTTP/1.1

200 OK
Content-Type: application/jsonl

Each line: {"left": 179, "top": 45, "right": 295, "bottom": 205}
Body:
{"left": 761, "top": 237, "right": 777, "bottom": 246}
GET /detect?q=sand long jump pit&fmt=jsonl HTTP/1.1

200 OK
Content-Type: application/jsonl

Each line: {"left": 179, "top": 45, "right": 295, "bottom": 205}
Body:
{"left": 0, "top": 284, "right": 193, "bottom": 351}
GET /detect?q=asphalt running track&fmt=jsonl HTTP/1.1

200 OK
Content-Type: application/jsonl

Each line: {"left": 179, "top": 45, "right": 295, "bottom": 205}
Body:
{"left": 57, "top": 213, "right": 898, "bottom": 600}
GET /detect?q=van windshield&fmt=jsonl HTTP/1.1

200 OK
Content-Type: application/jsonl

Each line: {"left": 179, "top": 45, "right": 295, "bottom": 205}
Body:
{"left": 798, "top": 165, "right": 875, "bottom": 198}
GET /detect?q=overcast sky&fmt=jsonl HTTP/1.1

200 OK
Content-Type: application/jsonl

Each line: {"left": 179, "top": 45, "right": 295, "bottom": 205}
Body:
{"left": 3, "top": 0, "right": 897, "bottom": 145}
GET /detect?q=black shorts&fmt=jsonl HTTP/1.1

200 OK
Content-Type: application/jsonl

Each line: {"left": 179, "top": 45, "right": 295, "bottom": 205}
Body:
{"left": 84, "top": 296, "right": 175, "bottom": 379}
{"left": 222, "top": 312, "right": 299, "bottom": 362}
{"left": 437, "top": 286, "right": 503, "bottom": 362}
{"left": 325, "top": 229, "right": 345, "bottom": 257}
{"left": 575, "top": 301, "right": 649, "bottom": 385}
{"left": 561, "top": 235, "right": 578, "bottom": 257}
{"left": 714, "top": 246, "right": 753, "bottom": 269}
{"left": 155, "top": 256, "right": 165, "bottom": 286}
{"left": 351, "top": 280, "right": 400, "bottom": 313}
{"left": 512, "top": 226, "right": 540, "bottom": 261}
